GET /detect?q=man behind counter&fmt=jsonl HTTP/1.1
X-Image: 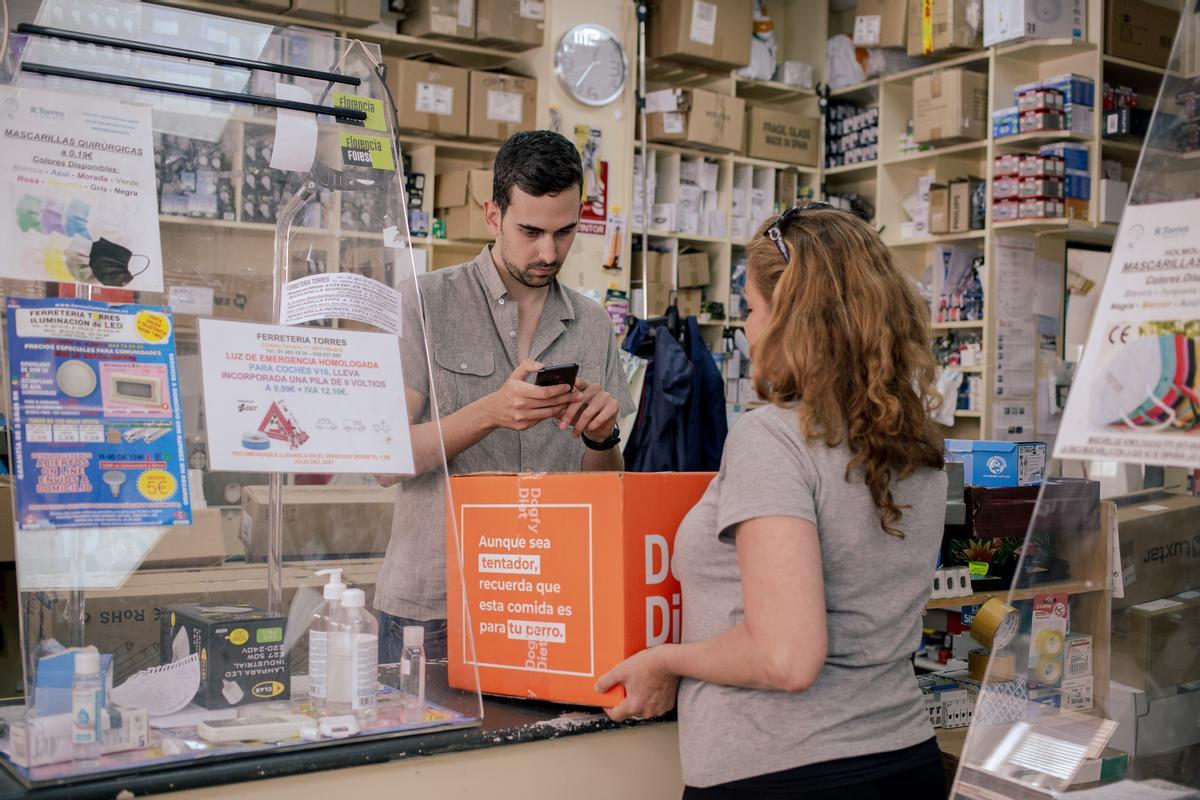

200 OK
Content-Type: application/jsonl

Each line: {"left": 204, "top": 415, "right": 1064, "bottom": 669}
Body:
{"left": 376, "top": 130, "right": 635, "bottom": 662}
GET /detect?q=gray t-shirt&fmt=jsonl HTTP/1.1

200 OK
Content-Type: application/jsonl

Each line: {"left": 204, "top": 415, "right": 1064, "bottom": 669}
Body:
{"left": 673, "top": 404, "right": 947, "bottom": 788}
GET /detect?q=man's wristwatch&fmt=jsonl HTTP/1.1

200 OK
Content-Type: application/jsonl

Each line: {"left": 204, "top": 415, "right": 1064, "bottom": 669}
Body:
{"left": 582, "top": 423, "right": 621, "bottom": 451}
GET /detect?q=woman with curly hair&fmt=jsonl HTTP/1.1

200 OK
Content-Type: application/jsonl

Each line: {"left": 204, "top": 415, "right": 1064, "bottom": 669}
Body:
{"left": 597, "top": 204, "right": 949, "bottom": 799}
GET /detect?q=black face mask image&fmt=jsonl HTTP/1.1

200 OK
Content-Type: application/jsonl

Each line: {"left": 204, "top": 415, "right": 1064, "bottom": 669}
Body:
{"left": 88, "top": 238, "right": 144, "bottom": 286}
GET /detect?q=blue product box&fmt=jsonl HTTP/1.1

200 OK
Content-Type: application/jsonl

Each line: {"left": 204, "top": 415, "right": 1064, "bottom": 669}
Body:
{"left": 1038, "top": 142, "right": 1089, "bottom": 172}
{"left": 944, "top": 439, "right": 1048, "bottom": 488}
{"left": 34, "top": 648, "right": 114, "bottom": 717}
{"left": 1064, "top": 104, "right": 1094, "bottom": 134}
{"left": 1029, "top": 686, "right": 1062, "bottom": 710}
{"left": 992, "top": 107, "right": 1019, "bottom": 139}
{"left": 1065, "top": 169, "right": 1091, "bottom": 200}
{"left": 1043, "top": 73, "right": 1095, "bottom": 108}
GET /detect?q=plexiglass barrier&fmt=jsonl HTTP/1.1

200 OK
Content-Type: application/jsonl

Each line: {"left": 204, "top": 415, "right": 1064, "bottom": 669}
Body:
{"left": 950, "top": 7, "right": 1200, "bottom": 798}
{"left": 0, "top": 0, "right": 481, "bottom": 786}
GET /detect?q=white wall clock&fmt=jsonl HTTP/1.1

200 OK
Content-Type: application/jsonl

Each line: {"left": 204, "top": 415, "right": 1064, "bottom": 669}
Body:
{"left": 554, "top": 23, "right": 628, "bottom": 107}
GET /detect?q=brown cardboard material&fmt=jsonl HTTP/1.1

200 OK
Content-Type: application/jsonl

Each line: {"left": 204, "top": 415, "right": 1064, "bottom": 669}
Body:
{"left": 286, "top": 0, "right": 380, "bottom": 25}
{"left": 677, "top": 250, "right": 711, "bottom": 287}
{"left": 386, "top": 59, "right": 470, "bottom": 137}
{"left": 638, "top": 251, "right": 672, "bottom": 284}
{"left": 645, "top": 281, "right": 672, "bottom": 316}
{"left": 928, "top": 183, "right": 950, "bottom": 234}
{"left": 744, "top": 108, "right": 819, "bottom": 167}
{"left": 1115, "top": 493, "right": 1200, "bottom": 610}
{"left": 1105, "top": 0, "right": 1179, "bottom": 69}
{"left": 855, "top": 0, "right": 907, "bottom": 48}
{"left": 646, "top": 89, "right": 745, "bottom": 153}
{"left": 676, "top": 287, "right": 703, "bottom": 317}
{"left": 238, "top": 0, "right": 291, "bottom": 10}
{"left": 141, "top": 509, "right": 227, "bottom": 569}
{"left": 164, "top": 273, "right": 273, "bottom": 324}
{"left": 907, "top": 0, "right": 981, "bottom": 56}
{"left": 436, "top": 168, "right": 493, "bottom": 241}
{"left": 648, "top": 0, "right": 753, "bottom": 70}
{"left": 468, "top": 71, "right": 537, "bottom": 140}
{"left": 1111, "top": 594, "right": 1200, "bottom": 690}
{"left": 913, "top": 68, "right": 988, "bottom": 143}
{"left": 240, "top": 485, "right": 395, "bottom": 562}
{"left": 399, "top": 0, "right": 476, "bottom": 41}
{"left": 474, "top": 0, "right": 546, "bottom": 50}
{"left": 949, "top": 178, "right": 983, "bottom": 232}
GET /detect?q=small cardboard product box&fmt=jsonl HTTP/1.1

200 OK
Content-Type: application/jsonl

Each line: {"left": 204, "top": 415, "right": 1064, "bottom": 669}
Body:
{"left": 944, "top": 439, "right": 1047, "bottom": 488}
{"left": 983, "top": 0, "right": 1085, "bottom": 48}
{"left": 1105, "top": 0, "right": 1179, "bottom": 69}
{"left": 8, "top": 708, "right": 149, "bottom": 767}
{"left": 854, "top": 0, "right": 907, "bottom": 48}
{"left": 399, "top": 0, "right": 476, "bottom": 41}
{"left": 906, "top": 0, "right": 981, "bottom": 56}
{"left": 447, "top": 472, "right": 714, "bottom": 705}
{"left": 649, "top": 0, "right": 753, "bottom": 70}
{"left": 645, "top": 89, "right": 745, "bottom": 153}
{"left": 676, "top": 287, "right": 703, "bottom": 317}
{"left": 162, "top": 602, "right": 289, "bottom": 710}
{"left": 240, "top": 485, "right": 395, "bottom": 562}
{"left": 1114, "top": 494, "right": 1200, "bottom": 609}
{"left": 636, "top": 250, "right": 672, "bottom": 284}
{"left": 949, "top": 178, "right": 984, "bottom": 233}
{"left": 1111, "top": 593, "right": 1200, "bottom": 690}
{"left": 436, "top": 168, "right": 493, "bottom": 241}
{"left": 1061, "top": 675, "right": 1094, "bottom": 712}
{"left": 1066, "top": 632, "right": 1094, "bottom": 679}
{"left": 913, "top": 69, "right": 988, "bottom": 144}
{"left": 928, "top": 183, "right": 950, "bottom": 234}
{"left": 474, "top": 0, "right": 545, "bottom": 50}
{"left": 677, "top": 250, "right": 711, "bottom": 287}
{"left": 645, "top": 281, "right": 673, "bottom": 316}
{"left": 744, "top": 108, "right": 818, "bottom": 167}
{"left": 468, "top": 71, "right": 537, "bottom": 140}
{"left": 386, "top": 59, "right": 470, "bottom": 137}
{"left": 286, "top": 0, "right": 380, "bottom": 25}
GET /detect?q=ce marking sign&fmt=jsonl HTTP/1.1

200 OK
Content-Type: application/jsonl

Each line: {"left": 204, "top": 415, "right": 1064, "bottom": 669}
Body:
{"left": 1108, "top": 324, "right": 1133, "bottom": 344}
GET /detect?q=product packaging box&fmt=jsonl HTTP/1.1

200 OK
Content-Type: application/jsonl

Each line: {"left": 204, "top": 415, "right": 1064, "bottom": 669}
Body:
{"left": 949, "top": 178, "right": 984, "bottom": 232}
{"left": 1061, "top": 675, "right": 1093, "bottom": 711}
{"left": 744, "top": 108, "right": 818, "bottom": 166}
{"left": 645, "top": 281, "right": 673, "bottom": 316}
{"left": 1105, "top": 0, "right": 1179, "bottom": 68}
{"left": 33, "top": 649, "right": 114, "bottom": 717}
{"left": 992, "top": 106, "right": 1019, "bottom": 138}
{"left": 1029, "top": 592, "right": 1069, "bottom": 686}
{"left": 386, "top": 59, "right": 470, "bottom": 137}
{"left": 286, "top": 0, "right": 380, "bottom": 25}
{"left": 8, "top": 708, "right": 149, "bottom": 767}
{"left": 677, "top": 250, "right": 711, "bottom": 287}
{"left": 945, "top": 439, "right": 1047, "bottom": 487}
{"left": 1111, "top": 594, "right": 1200, "bottom": 690}
{"left": 474, "top": 0, "right": 545, "bottom": 50}
{"left": 399, "top": 0, "right": 476, "bottom": 41}
{"left": 649, "top": 0, "right": 753, "bottom": 70}
{"left": 1100, "top": 178, "right": 1128, "bottom": 223}
{"left": 240, "top": 485, "right": 395, "bottom": 561}
{"left": 447, "top": 472, "right": 714, "bottom": 705}
{"left": 913, "top": 69, "right": 988, "bottom": 143}
{"left": 855, "top": 0, "right": 907, "bottom": 48}
{"left": 928, "top": 183, "right": 950, "bottom": 234}
{"left": 645, "top": 89, "right": 745, "bottom": 152}
{"left": 677, "top": 287, "right": 703, "bottom": 317}
{"left": 636, "top": 250, "right": 672, "bottom": 284}
{"left": 906, "top": 0, "right": 981, "bottom": 56}
{"left": 162, "top": 602, "right": 289, "bottom": 709}
{"left": 1066, "top": 632, "right": 1093, "bottom": 679}
{"left": 1114, "top": 493, "right": 1200, "bottom": 609}
{"left": 468, "top": 71, "right": 537, "bottom": 140}
{"left": 984, "top": 0, "right": 1086, "bottom": 47}
{"left": 436, "top": 168, "right": 492, "bottom": 241}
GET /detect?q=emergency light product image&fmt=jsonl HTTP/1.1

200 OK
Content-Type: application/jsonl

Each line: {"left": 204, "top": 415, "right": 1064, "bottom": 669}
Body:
{"left": 101, "top": 471, "right": 126, "bottom": 498}
{"left": 56, "top": 360, "right": 97, "bottom": 399}
{"left": 108, "top": 372, "right": 163, "bottom": 406}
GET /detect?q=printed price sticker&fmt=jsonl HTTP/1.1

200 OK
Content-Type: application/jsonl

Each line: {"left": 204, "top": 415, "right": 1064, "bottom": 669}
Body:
{"left": 690, "top": 0, "right": 717, "bottom": 46}
{"left": 487, "top": 90, "right": 524, "bottom": 124}
{"left": 662, "top": 112, "right": 685, "bottom": 135}
{"left": 519, "top": 0, "right": 545, "bottom": 20}
{"left": 854, "top": 14, "right": 881, "bottom": 45}
{"left": 416, "top": 82, "right": 454, "bottom": 116}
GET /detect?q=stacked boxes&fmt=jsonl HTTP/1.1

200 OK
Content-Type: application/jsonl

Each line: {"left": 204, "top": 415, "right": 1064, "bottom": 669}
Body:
{"left": 242, "top": 128, "right": 329, "bottom": 228}
{"left": 679, "top": 158, "right": 724, "bottom": 238}
{"left": 994, "top": 152, "right": 1069, "bottom": 221}
{"left": 1014, "top": 74, "right": 1096, "bottom": 135}
{"left": 1039, "top": 142, "right": 1090, "bottom": 220}
{"left": 825, "top": 101, "right": 879, "bottom": 168}
{"left": 155, "top": 133, "right": 235, "bottom": 221}
{"left": 913, "top": 69, "right": 988, "bottom": 144}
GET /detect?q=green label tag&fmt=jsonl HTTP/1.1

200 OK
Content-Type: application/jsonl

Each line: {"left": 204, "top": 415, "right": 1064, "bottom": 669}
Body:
{"left": 333, "top": 92, "right": 386, "bottom": 132}
{"left": 338, "top": 132, "right": 395, "bottom": 171}
{"left": 256, "top": 626, "right": 284, "bottom": 644}
{"left": 968, "top": 561, "right": 989, "bottom": 577}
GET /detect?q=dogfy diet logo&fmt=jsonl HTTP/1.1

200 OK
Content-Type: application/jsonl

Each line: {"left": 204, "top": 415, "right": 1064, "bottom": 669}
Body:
{"left": 987, "top": 456, "right": 1008, "bottom": 475}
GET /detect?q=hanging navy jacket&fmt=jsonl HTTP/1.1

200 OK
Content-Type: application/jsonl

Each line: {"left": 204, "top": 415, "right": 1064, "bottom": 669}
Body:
{"left": 684, "top": 316, "right": 727, "bottom": 471}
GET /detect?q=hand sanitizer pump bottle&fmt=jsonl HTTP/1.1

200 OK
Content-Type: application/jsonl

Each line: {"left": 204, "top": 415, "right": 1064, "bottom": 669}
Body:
{"left": 308, "top": 568, "right": 346, "bottom": 713}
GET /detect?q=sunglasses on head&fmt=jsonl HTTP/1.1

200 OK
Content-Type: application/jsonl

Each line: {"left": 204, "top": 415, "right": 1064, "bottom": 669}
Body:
{"left": 764, "top": 201, "right": 834, "bottom": 261}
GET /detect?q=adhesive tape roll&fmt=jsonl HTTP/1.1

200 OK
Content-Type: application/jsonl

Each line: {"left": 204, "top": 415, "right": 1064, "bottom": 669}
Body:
{"left": 241, "top": 431, "right": 270, "bottom": 450}
{"left": 1035, "top": 655, "right": 1063, "bottom": 685}
{"left": 1035, "top": 628, "right": 1065, "bottom": 657}
{"left": 968, "top": 650, "right": 1018, "bottom": 682}
{"left": 970, "top": 598, "right": 1020, "bottom": 651}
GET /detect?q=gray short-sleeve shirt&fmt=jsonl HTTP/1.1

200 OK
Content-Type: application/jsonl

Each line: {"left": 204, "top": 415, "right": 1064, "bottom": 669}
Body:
{"left": 673, "top": 404, "right": 946, "bottom": 787}
{"left": 377, "top": 246, "right": 635, "bottom": 620}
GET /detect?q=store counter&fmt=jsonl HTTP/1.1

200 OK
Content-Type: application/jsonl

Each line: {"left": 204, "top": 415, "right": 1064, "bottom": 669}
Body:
{"left": 0, "top": 688, "right": 681, "bottom": 800}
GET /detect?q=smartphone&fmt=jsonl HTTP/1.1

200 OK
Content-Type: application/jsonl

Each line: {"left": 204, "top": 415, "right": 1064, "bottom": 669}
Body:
{"left": 531, "top": 362, "right": 579, "bottom": 388}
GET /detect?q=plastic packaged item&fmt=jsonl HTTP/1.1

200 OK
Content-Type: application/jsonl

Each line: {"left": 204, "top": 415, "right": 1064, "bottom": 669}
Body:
{"left": 1019, "top": 110, "right": 1064, "bottom": 133}
{"left": 400, "top": 626, "right": 426, "bottom": 724}
{"left": 1020, "top": 197, "right": 1064, "bottom": 219}
{"left": 992, "top": 177, "right": 1020, "bottom": 200}
{"left": 308, "top": 568, "right": 347, "bottom": 712}
{"left": 992, "top": 106, "right": 1019, "bottom": 139}
{"left": 1017, "top": 88, "right": 1064, "bottom": 113}
{"left": 1019, "top": 177, "right": 1065, "bottom": 199}
{"left": 994, "top": 153, "right": 1021, "bottom": 177}
{"left": 993, "top": 199, "right": 1021, "bottom": 222}
{"left": 325, "top": 588, "right": 378, "bottom": 719}
{"left": 197, "top": 714, "right": 313, "bottom": 743}
{"left": 1018, "top": 155, "right": 1065, "bottom": 178}
{"left": 71, "top": 648, "right": 103, "bottom": 762}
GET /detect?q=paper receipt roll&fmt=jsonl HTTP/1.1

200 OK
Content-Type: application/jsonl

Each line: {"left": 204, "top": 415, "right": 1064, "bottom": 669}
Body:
{"left": 970, "top": 598, "right": 1020, "bottom": 651}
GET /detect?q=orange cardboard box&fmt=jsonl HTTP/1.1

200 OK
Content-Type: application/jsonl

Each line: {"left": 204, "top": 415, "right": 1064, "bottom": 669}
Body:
{"left": 447, "top": 472, "right": 714, "bottom": 706}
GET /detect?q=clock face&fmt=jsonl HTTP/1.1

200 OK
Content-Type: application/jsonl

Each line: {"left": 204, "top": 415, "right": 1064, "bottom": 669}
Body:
{"left": 555, "top": 24, "right": 627, "bottom": 107}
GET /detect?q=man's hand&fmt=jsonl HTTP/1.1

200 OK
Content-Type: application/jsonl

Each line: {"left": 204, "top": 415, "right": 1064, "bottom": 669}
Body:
{"left": 486, "top": 360, "right": 576, "bottom": 432}
{"left": 559, "top": 377, "right": 620, "bottom": 440}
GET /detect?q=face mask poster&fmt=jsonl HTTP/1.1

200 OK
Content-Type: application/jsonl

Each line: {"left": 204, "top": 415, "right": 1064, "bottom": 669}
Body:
{"left": 6, "top": 298, "right": 190, "bottom": 529}
{"left": 1057, "top": 199, "right": 1200, "bottom": 468}
{"left": 0, "top": 86, "right": 163, "bottom": 292}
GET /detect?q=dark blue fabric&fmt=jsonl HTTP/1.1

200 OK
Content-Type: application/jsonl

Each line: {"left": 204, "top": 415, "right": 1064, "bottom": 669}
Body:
{"left": 684, "top": 316, "right": 727, "bottom": 471}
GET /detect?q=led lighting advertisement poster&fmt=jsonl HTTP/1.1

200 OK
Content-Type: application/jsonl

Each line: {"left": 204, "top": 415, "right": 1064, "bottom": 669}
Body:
{"left": 1057, "top": 199, "right": 1200, "bottom": 468}
{"left": 197, "top": 319, "right": 415, "bottom": 474}
{"left": 0, "top": 86, "right": 163, "bottom": 292}
{"left": 6, "top": 298, "right": 190, "bottom": 529}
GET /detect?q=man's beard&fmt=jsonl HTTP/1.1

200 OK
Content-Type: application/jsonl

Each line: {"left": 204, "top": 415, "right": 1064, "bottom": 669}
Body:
{"left": 501, "top": 250, "right": 561, "bottom": 288}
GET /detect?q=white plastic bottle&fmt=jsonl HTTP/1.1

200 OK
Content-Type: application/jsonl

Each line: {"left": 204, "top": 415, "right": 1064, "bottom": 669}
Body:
{"left": 325, "top": 588, "right": 378, "bottom": 720}
{"left": 399, "top": 626, "right": 426, "bottom": 724}
{"left": 307, "top": 568, "right": 346, "bottom": 712}
{"left": 71, "top": 648, "right": 103, "bottom": 762}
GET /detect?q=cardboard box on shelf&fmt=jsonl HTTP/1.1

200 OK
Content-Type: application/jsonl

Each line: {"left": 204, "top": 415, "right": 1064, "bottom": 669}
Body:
{"left": 906, "top": 0, "right": 982, "bottom": 56}
{"left": 399, "top": 0, "right": 476, "bottom": 41}
{"left": 645, "top": 89, "right": 745, "bottom": 152}
{"left": 637, "top": 250, "right": 672, "bottom": 284}
{"left": 928, "top": 183, "right": 950, "bottom": 234}
{"left": 744, "top": 108, "right": 818, "bottom": 166}
{"left": 436, "top": 168, "right": 493, "bottom": 241}
{"left": 474, "top": 0, "right": 545, "bottom": 50}
{"left": 240, "top": 485, "right": 395, "bottom": 561}
{"left": 677, "top": 287, "right": 703, "bottom": 316}
{"left": 945, "top": 439, "right": 1047, "bottom": 487}
{"left": 854, "top": 0, "right": 907, "bottom": 48}
{"left": 913, "top": 69, "right": 988, "bottom": 144}
{"left": 984, "top": 0, "right": 1085, "bottom": 47}
{"left": 645, "top": 281, "right": 673, "bottom": 316}
{"left": 386, "top": 59, "right": 470, "bottom": 137}
{"left": 1114, "top": 493, "right": 1200, "bottom": 609}
{"left": 949, "top": 178, "right": 984, "bottom": 233}
{"left": 447, "top": 472, "right": 714, "bottom": 705}
{"left": 8, "top": 708, "right": 149, "bottom": 767}
{"left": 1111, "top": 594, "right": 1200, "bottom": 690}
{"left": 468, "top": 71, "right": 537, "bottom": 140}
{"left": 649, "top": 0, "right": 753, "bottom": 70}
{"left": 677, "top": 250, "right": 711, "bottom": 287}
{"left": 286, "top": 0, "right": 380, "bottom": 25}
{"left": 142, "top": 508, "right": 226, "bottom": 568}
{"left": 1105, "top": 0, "right": 1179, "bottom": 69}
{"left": 1101, "top": 179, "right": 1129, "bottom": 223}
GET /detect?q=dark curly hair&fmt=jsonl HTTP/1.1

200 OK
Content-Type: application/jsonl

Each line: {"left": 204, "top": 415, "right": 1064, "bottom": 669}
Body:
{"left": 492, "top": 130, "right": 583, "bottom": 215}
